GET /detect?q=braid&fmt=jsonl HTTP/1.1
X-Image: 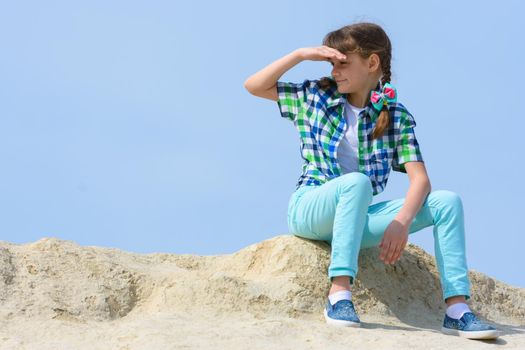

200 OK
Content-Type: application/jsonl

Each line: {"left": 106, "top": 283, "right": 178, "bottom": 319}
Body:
{"left": 371, "top": 59, "right": 393, "bottom": 140}
{"left": 381, "top": 60, "right": 392, "bottom": 86}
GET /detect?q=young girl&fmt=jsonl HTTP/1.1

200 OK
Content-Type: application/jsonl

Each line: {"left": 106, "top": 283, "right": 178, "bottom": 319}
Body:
{"left": 244, "top": 22, "right": 500, "bottom": 340}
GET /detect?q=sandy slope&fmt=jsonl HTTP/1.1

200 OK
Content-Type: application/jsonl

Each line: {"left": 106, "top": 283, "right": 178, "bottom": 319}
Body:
{"left": 0, "top": 235, "right": 523, "bottom": 349}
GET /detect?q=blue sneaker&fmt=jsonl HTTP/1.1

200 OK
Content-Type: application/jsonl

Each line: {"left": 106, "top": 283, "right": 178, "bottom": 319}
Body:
{"left": 441, "top": 311, "right": 501, "bottom": 339}
{"left": 323, "top": 298, "right": 361, "bottom": 327}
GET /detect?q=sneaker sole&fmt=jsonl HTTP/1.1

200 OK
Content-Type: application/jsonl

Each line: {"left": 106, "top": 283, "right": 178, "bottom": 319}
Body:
{"left": 323, "top": 308, "right": 361, "bottom": 327}
{"left": 441, "top": 326, "right": 501, "bottom": 339}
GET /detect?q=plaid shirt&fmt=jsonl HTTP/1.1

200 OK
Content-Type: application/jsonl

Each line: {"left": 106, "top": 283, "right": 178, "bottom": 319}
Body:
{"left": 276, "top": 77, "right": 424, "bottom": 195}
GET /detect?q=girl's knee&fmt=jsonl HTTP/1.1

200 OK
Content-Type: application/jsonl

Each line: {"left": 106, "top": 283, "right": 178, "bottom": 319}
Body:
{"left": 429, "top": 189, "right": 463, "bottom": 209}
{"left": 336, "top": 172, "right": 373, "bottom": 194}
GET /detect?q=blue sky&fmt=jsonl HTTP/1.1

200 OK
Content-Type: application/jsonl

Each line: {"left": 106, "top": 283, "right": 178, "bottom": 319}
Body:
{"left": 1, "top": 1, "right": 524, "bottom": 289}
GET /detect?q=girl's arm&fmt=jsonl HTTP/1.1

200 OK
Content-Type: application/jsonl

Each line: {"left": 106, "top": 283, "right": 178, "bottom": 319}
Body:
{"left": 243, "top": 49, "right": 305, "bottom": 101}
{"left": 394, "top": 162, "right": 431, "bottom": 227}
{"left": 243, "top": 47, "right": 346, "bottom": 101}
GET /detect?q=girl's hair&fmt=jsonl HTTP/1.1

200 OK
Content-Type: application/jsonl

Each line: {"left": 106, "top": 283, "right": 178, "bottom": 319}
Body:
{"left": 319, "top": 22, "right": 393, "bottom": 140}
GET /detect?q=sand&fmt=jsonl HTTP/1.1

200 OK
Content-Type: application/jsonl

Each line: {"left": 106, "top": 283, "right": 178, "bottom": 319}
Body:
{"left": 0, "top": 234, "right": 523, "bottom": 349}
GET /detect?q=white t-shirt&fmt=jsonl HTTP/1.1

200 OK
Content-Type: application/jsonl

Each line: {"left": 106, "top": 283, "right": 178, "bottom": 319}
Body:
{"left": 336, "top": 99, "right": 366, "bottom": 174}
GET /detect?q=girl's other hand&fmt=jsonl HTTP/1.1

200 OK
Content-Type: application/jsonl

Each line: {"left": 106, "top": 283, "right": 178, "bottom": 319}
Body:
{"left": 378, "top": 219, "right": 409, "bottom": 265}
{"left": 297, "top": 46, "right": 347, "bottom": 63}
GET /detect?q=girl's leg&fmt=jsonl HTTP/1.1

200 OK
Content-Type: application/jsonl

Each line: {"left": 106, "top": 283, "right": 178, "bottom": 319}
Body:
{"left": 362, "top": 189, "right": 472, "bottom": 302}
{"left": 287, "top": 172, "right": 374, "bottom": 286}
{"left": 288, "top": 175, "right": 472, "bottom": 303}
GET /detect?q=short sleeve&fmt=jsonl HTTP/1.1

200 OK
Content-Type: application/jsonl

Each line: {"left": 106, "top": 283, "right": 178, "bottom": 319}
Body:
{"left": 392, "top": 110, "right": 424, "bottom": 173}
{"left": 276, "top": 79, "right": 313, "bottom": 122}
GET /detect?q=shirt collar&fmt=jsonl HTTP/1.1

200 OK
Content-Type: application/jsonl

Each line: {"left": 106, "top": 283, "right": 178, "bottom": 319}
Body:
{"left": 326, "top": 80, "right": 382, "bottom": 121}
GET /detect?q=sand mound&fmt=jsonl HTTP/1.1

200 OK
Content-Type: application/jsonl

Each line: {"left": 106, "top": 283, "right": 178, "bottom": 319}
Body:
{"left": 0, "top": 235, "right": 523, "bottom": 349}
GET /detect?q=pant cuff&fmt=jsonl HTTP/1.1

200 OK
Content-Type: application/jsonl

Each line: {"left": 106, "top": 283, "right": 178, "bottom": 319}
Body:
{"left": 328, "top": 269, "right": 356, "bottom": 285}
{"left": 443, "top": 289, "right": 471, "bottom": 302}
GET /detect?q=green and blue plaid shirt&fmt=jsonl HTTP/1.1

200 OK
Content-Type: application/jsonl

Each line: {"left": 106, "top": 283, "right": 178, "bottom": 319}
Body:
{"left": 276, "top": 77, "right": 424, "bottom": 195}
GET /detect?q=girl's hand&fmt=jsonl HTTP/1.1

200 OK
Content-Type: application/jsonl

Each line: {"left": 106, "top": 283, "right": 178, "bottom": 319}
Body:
{"left": 297, "top": 46, "right": 347, "bottom": 62}
{"left": 378, "top": 219, "right": 409, "bottom": 264}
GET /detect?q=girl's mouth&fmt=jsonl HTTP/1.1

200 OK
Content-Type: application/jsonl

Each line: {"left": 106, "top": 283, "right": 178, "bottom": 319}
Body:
{"left": 336, "top": 79, "right": 347, "bottom": 83}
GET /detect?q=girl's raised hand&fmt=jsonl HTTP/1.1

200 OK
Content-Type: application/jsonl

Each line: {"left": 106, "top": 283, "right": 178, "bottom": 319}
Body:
{"left": 298, "top": 46, "right": 347, "bottom": 62}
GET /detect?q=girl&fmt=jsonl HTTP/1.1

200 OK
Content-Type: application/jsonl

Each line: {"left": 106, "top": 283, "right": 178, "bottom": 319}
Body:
{"left": 244, "top": 22, "right": 500, "bottom": 340}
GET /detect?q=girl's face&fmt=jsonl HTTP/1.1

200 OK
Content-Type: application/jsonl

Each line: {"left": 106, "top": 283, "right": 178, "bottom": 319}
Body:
{"left": 329, "top": 52, "right": 380, "bottom": 94}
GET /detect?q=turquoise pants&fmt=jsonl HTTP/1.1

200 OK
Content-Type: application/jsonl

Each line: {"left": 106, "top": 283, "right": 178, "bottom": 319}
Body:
{"left": 287, "top": 172, "right": 471, "bottom": 302}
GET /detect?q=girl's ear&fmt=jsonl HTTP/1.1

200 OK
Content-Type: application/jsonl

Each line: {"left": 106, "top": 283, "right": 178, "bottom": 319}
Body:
{"left": 367, "top": 53, "right": 381, "bottom": 73}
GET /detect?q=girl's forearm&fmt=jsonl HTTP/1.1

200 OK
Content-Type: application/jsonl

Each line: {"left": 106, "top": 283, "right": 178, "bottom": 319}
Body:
{"left": 394, "top": 178, "right": 431, "bottom": 228}
{"left": 243, "top": 49, "right": 304, "bottom": 94}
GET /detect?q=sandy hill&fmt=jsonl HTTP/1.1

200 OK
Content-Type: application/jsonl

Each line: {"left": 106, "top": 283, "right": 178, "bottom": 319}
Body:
{"left": 0, "top": 235, "right": 523, "bottom": 349}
